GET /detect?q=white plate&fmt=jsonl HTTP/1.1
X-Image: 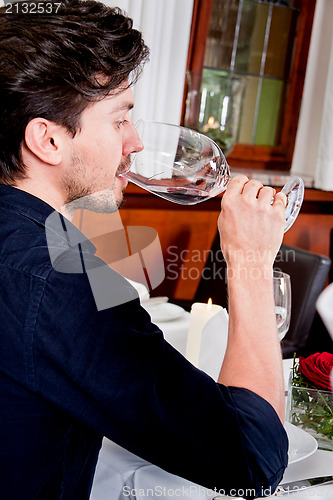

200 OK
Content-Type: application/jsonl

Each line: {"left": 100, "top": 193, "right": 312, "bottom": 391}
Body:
{"left": 285, "top": 422, "right": 318, "bottom": 464}
{"left": 143, "top": 302, "right": 186, "bottom": 322}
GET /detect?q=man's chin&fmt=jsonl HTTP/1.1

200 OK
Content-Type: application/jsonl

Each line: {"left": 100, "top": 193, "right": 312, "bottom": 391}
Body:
{"left": 63, "top": 189, "right": 122, "bottom": 215}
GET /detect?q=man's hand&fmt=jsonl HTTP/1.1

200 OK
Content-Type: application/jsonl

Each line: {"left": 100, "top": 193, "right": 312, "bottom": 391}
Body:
{"left": 218, "top": 175, "right": 287, "bottom": 272}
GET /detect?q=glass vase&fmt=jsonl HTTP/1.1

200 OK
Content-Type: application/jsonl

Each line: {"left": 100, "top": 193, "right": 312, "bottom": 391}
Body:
{"left": 286, "top": 376, "right": 333, "bottom": 451}
{"left": 185, "top": 69, "right": 247, "bottom": 157}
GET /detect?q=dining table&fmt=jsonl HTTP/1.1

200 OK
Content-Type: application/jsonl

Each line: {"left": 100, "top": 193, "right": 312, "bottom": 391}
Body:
{"left": 90, "top": 299, "right": 333, "bottom": 500}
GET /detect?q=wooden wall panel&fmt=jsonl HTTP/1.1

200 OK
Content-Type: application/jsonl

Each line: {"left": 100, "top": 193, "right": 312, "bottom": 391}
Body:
{"left": 283, "top": 214, "right": 333, "bottom": 257}
{"left": 74, "top": 186, "right": 333, "bottom": 301}
{"left": 76, "top": 207, "right": 219, "bottom": 300}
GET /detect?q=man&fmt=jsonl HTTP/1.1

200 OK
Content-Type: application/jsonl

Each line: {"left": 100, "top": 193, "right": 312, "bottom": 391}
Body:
{"left": 0, "top": 1, "right": 288, "bottom": 498}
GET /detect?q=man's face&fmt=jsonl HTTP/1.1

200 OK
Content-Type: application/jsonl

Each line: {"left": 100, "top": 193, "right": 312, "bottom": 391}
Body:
{"left": 62, "top": 85, "right": 142, "bottom": 213}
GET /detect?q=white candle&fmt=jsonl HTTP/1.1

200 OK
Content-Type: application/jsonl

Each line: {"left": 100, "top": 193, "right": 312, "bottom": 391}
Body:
{"left": 185, "top": 299, "right": 222, "bottom": 367}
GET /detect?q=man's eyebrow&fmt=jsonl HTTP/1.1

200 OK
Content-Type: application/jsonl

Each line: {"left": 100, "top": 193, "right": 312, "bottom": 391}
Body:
{"left": 110, "top": 102, "right": 134, "bottom": 114}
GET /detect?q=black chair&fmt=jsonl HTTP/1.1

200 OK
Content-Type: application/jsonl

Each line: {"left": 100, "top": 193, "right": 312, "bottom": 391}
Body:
{"left": 274, "top": 244, "right": 331, "bottom": 356}
{"left": 193, "top": 235, "right": 331, "bottom": 358}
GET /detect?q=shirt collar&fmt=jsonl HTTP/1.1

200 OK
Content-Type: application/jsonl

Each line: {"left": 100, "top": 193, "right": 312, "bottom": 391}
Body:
{"left": 0, "top": 185, "right": 96, "bottom": 254}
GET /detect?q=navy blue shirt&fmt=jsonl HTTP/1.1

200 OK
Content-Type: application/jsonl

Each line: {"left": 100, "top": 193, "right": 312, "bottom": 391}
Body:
{"left": 0, "top": 185, "right": 288, "bottom": 499}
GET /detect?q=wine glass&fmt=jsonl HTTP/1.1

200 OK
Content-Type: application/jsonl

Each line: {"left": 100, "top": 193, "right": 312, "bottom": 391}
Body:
{"left": 125, "top": 121, "right": 304, "bottom": 232}
{"left": 273, "top": 270, "right": 291, "bottom": 341}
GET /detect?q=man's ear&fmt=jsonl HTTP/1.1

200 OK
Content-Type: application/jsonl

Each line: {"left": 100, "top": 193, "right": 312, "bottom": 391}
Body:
{"left": 24, "top": 118, "right": 67, "bottom": 165}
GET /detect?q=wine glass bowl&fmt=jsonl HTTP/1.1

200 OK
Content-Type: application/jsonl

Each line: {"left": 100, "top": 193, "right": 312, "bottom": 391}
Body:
{"left": 127, "top": 121, "right": 230, "bottom": 205}
{"left": 125, "top": 120, "right": 304, "bottom": 230}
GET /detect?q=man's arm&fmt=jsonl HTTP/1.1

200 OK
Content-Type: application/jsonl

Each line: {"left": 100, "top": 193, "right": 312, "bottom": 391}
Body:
{"left": 218, "top": 175, "right": 287, "bottom": 421}
{"left": 35, "top": 241, "right": 288, "bottom": 496}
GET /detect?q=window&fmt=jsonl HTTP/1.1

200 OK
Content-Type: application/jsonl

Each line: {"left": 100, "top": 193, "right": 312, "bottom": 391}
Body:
{"left": 182, "top": 0, "right": 316, "bottom": 170}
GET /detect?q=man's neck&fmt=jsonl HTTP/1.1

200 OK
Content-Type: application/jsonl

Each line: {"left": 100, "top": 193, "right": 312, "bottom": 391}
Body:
{"left": 14, "top": 180, "right": 65, "bottom": 215}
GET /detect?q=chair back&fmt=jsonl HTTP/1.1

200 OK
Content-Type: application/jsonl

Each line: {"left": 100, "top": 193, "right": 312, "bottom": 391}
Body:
{"left": 275, "top": 244, "right": 331, "bottom": 357}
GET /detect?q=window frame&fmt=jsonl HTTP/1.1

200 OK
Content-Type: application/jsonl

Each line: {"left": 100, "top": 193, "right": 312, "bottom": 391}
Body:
{"left": 181, "top": 0, "right": 317, "bottom": 170}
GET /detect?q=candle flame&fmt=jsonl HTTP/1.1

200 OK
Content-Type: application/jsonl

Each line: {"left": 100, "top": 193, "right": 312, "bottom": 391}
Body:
{"left": 208, "top": 116, "right": 215, "bottom": 126}
{"left": 207, "top": 298, "right": 212, "bottom": 309}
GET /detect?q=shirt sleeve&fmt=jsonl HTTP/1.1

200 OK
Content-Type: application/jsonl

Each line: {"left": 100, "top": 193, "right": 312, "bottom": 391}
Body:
{"left": 33, "top": 256, "right": 288, "bottom": 499}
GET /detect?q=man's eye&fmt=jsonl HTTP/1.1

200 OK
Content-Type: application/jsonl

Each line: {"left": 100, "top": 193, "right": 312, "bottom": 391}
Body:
{"left": 116, "top": 119, "right": 129, "bottom": 128}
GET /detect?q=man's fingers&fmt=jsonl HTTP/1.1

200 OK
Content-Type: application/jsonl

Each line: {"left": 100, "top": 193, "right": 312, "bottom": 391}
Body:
{"left": 224, "top": 175, "right": 249, "bottom": 196}
{"left": 257, "top": 186, "right": 276, "bottom": 204}
{"left": 223, "top": 176, "right": 287, "bottom": 213}
{"left": 273, "top": 191, "right": 287, "bottom": 208}
{"left": 242, "top": 179, "right": 265, "bottom": 199}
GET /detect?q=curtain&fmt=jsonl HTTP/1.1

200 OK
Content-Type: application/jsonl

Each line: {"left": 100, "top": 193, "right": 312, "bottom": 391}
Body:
{"left": 314, "top": 32, "right": 333, "bottom": 190}
{"left": 104, "top": 0, "right": 194, "bottom": 126}
{"left": 291, "top": 0, "right": 333, "bottom": 191}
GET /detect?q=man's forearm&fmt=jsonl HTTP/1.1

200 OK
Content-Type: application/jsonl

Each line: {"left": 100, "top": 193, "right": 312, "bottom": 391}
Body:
{"left": 218, "top": 266, "right": 285, "bottom": 421}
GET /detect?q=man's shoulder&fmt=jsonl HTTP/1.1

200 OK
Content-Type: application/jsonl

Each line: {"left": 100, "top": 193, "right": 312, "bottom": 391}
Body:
{"left": 0, "top": 203, "right": 94, "bottom": 281}
{"left": 0, "top": 205, "right": 53, "bottom": 278}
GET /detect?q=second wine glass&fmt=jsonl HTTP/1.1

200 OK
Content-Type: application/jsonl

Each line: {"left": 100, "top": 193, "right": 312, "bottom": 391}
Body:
{"left": 125, "top": 120, "right": 304, "bottom": 232}
{"left": 273, "top": 270, "right": 292, "bottom": 341}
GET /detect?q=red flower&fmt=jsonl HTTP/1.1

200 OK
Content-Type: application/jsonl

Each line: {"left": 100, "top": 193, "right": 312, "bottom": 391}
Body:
{"left": 299, "top": 352, "right": 333, "bottom": 391}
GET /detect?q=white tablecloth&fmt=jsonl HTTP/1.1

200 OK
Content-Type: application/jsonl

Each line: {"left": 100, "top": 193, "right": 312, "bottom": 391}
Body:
{"left": 90, "top": 305, "right": 333, "bottom": 499}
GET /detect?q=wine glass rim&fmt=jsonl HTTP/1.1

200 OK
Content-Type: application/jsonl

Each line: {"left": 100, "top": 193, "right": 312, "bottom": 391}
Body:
{"left": 134, "top": 120, "right": 226, "bottom": 160}
{"left": 273, "top": 269, "right": 291, "bottom": 280}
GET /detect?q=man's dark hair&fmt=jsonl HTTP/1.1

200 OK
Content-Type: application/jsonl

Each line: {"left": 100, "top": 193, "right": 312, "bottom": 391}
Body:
{"left": 0, "top": 0, "right": 149, "bottom": 185}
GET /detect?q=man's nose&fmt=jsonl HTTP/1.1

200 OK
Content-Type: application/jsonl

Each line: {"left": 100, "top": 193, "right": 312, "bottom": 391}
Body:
{"left": 122, "top": 121, "right": 144, "bottom": 156}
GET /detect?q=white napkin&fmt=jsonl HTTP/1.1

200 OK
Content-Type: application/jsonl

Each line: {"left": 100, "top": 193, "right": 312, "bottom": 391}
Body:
{"left": 125, "top": 278, "right": 150, "bottom": 303}
{"left": 316, "top": 283, "right": 333, "bottom": 390}
{"left": 316, "top": 283, "right": 333, "bottom": 339}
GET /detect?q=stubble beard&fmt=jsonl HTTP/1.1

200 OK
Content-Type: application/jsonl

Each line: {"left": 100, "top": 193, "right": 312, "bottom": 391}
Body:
{"left": 62, "top": 154, "right": 130, "bottom": 218}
